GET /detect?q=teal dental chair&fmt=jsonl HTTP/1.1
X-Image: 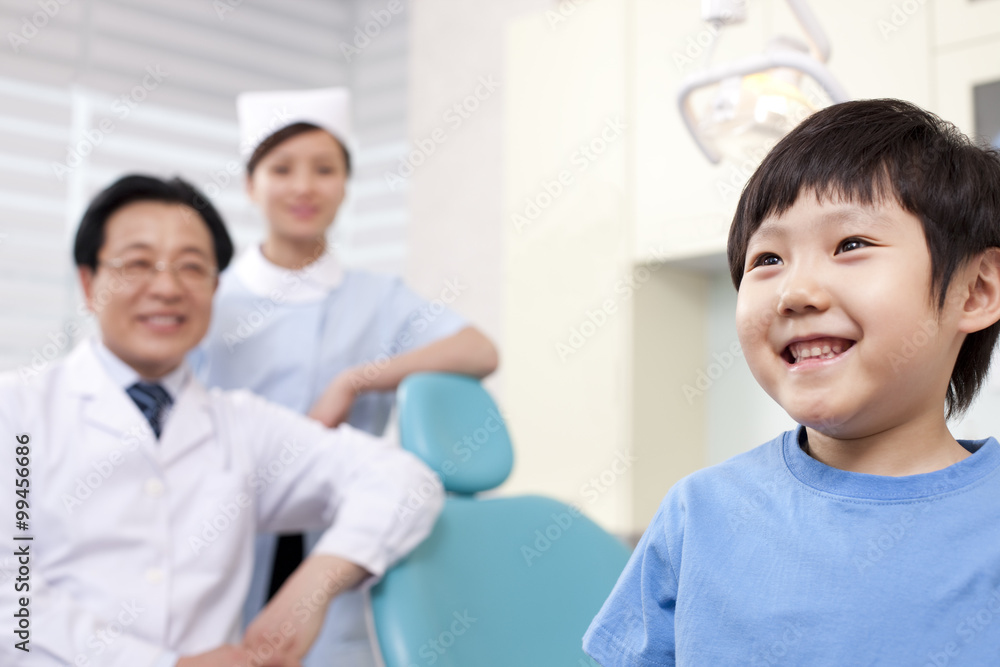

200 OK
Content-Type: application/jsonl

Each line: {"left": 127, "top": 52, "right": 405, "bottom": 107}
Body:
{"left": 369, "top": 373, "right": 631, "bottom": 667}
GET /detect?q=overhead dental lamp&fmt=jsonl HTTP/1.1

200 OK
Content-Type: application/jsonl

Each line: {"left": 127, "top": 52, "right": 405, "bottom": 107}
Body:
{"left": 678, "top": 0, "right": 849, "bottom": 164}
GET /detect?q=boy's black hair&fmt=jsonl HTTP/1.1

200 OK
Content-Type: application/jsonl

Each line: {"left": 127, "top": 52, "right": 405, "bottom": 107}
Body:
{"left": 728, "top": 98, "right": 1000, "bottom": 417}
{"left": 246, "top": 122, "right": 352, "bottom": 176}
{"left": 73, "top": 174, "right": 234, "bottom": 272}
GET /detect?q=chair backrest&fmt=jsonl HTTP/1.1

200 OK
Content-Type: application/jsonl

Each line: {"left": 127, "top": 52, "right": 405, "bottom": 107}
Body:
{"left": 370, "top": 373, "right": 630, "bottom": 667}
{"left": 395, "top": 373, "right": 513, "bottom": 495}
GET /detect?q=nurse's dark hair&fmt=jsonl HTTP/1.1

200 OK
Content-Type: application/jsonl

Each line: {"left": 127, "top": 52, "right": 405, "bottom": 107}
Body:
{"left": 73, "top": 174, "right": 234, "bottom": 271}
{"left": 728, "top": 98, "right": 1000, "bottom": 418}
{"left": 245, "top": 122, "right": 352, "bottom": 176}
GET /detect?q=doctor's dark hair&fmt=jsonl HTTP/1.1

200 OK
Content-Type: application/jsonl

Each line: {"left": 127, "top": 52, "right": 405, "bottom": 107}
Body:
{"left": 246, "top": 122, "right": 352, "bottom": 176}
{"left": 73, "top": 174, "right": 235, "bottom": 271}
{"left": 727, "top": 98, "right": 1000, "bottom": 417}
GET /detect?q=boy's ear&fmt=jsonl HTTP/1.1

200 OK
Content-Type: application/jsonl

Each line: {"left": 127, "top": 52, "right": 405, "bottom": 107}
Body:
{"left": 957, "top": 248, "right": 1000, "bottom": 334}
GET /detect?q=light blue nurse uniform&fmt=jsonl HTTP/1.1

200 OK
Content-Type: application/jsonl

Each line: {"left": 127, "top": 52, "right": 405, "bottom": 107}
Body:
{"left": 191, "top": 244, "right": 467, "bottom": 667}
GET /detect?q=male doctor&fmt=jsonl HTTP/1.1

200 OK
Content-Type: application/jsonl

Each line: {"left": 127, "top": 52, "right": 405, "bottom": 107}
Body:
{"left": 0, "top": 175, "right": 444, "bottom": 666}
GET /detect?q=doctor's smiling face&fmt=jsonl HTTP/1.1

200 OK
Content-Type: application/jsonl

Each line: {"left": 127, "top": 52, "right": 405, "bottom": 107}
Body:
{"left": 78, "top": 201, "right": 218, "bottom": 379}
{"left": 246, "top": 127, "right": 348, "bottom": 247}
{"left": 734, "top": 191, "right": 969, "bottom": 440}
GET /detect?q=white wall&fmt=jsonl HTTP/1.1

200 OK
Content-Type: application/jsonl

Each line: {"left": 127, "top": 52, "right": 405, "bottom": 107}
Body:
{"left": 405, "top": 0, "right": 549, "bottom": 391}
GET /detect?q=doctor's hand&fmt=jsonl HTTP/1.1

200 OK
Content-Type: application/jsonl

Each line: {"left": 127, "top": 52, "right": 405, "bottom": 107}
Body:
{"left": 308, "top": 368, "right": 363, "bottom": 427}
{"left": 176, "top": 644, "right": 297, "bottom": 667}
{"left": 243, "top": 554, "right": 369, "bottom": 662}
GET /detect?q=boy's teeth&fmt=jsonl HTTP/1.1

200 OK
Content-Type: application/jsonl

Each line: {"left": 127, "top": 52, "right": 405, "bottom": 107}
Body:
{"left": 789, "top": 338, "right": 851, "bottom": 363}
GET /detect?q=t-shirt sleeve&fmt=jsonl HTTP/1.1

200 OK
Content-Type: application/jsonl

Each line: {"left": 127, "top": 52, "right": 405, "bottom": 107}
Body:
{"left": 583, "top": 494, "right": 680, "bottom": 667}
{"left": 379, "top": 277, "right": 468, "bottom": 353}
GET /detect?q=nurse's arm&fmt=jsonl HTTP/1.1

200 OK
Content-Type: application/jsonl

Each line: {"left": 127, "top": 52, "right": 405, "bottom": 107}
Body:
{"left": 241, "top": 555, "right": 368, "bottom": 662}
{"left": 308, "top": 325, "right": 498, "bottom": 427}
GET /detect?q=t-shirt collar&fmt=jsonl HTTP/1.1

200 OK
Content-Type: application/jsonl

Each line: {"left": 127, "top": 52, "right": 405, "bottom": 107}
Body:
{"left": 783, "top": 425, "right": 1000, "bottom": 501}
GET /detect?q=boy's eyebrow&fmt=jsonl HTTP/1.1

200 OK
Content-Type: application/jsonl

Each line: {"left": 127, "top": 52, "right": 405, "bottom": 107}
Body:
{"left": 750, "top": 205, "right": 896, "bottom": 246}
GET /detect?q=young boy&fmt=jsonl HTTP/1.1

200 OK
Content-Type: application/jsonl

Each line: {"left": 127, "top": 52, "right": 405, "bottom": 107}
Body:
{"left": 583, "top": 99, "right": 1000, "bottom": 666}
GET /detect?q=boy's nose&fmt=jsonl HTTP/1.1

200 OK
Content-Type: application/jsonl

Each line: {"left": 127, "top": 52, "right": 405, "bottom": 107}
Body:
{"left": 777, "top": 268, "right": 831, "bottom": 315}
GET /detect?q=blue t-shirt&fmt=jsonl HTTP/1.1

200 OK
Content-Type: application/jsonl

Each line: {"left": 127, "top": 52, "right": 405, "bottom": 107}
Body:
{"left": 584, "top": 427, "right": 1000, "bottom": 666}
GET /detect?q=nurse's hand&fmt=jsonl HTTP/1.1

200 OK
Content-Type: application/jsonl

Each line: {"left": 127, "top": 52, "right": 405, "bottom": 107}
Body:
{"left": 243, "top": 554, "right": 369, "bottom": 662}
{"left": 176, "top": 644, "right": 297, "bottom": 666}
{"left": 308, "top": 368, "right": 361, "bottom": 427}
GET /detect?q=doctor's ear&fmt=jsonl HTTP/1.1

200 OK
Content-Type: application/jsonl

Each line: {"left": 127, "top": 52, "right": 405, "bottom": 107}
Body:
{"left": 77, "top": 265, "right": 98, "bottom": 313}
{"left": 957, "top": 247, "right": 1000, "bottom": 334}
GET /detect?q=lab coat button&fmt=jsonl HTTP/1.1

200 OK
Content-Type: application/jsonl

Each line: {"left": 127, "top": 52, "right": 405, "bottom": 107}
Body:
{"left": 145, "top": 568, "right": 164, "bottom": 584}
{"left": 144, "top": 479, "right": 165, "bottom": 497}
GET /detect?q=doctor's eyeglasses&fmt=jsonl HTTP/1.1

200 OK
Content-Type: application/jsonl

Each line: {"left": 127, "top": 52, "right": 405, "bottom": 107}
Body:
{"left": 98, "top": 257, "right": 218, "bottom": 290}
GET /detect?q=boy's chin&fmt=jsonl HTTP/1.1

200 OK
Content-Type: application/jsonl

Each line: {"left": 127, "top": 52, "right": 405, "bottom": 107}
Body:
{"left": 784, "top": 407, "right": 854, "bottom": 438}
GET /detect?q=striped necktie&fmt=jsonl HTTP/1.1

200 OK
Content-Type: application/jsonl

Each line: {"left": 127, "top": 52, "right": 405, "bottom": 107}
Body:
{"left": 126, "top": 382, "right": 173, "bottom": 439}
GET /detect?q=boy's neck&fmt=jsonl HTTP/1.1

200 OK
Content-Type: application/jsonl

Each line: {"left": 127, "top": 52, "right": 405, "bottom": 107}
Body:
{"left": 802, "top": 415, "right": 971, "bottom": 476}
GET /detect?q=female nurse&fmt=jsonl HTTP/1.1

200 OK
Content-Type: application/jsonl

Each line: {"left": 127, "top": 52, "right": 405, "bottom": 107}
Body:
{"left": 193, "top": 87, "right": 498, "bottom": 667}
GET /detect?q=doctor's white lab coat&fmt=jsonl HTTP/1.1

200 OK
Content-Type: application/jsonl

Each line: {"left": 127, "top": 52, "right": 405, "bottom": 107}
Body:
{"left": 0, "top": 340, "right": 444, "bottom": 666}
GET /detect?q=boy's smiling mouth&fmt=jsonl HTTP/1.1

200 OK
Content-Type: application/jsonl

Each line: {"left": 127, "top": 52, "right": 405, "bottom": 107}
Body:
{"left": 782, "top": 336, "right": 856, "bottom": 365}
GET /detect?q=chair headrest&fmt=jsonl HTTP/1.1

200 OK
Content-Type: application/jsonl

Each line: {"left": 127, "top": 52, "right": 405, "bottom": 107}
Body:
{"left": 397, "top": 373, "right": 514, "bottom": 495}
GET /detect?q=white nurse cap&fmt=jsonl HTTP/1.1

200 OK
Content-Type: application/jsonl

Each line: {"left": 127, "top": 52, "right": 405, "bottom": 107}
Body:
{"left": 236, "top": 87, "right": 352, "bottom": 159}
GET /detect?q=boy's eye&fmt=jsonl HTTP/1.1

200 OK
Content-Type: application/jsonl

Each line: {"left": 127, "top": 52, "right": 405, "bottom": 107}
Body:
{"left": 836, "top": 237, "right": 869, "bottom": 254}
{"left": 271, "top": 164, "right": 291, "bottom": 175}
{"left": 750, "top": 253, "right": 782, "bottom": 269}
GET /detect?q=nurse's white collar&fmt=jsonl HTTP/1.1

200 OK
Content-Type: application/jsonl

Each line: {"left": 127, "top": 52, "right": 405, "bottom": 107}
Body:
{"left": 230, "top": 242, "right": 344, "bottom": 304}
